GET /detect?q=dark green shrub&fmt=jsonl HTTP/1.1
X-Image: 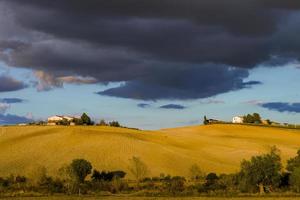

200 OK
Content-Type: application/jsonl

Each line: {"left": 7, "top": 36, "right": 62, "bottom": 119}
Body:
{"left": 70, "top": 159, "right": 93, "bottom": 183}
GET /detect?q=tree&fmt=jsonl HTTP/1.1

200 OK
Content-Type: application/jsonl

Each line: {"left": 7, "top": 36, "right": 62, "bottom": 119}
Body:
{"left": 206, "top": 173, "right": 219, "bottom": 185}
{"left": 98, "top": 119, "right": 107, "bottom": 126}
{"left": 290, "top": 167, "right": 300, "bottom": 192}
{"left": 58, "top": 164, "right": 76, "bottom": 194}
{"left": 244, "top": 114, "right": 254, "bottom": 123}
{"left": 128, "top": 156, "right": 149, "bottom": 183}
{"left": 81, "top": 113, "right": 92, "bottom": 125}
{"left": 203, "top": 116, "right": 209, "bottom": 125}
{"left": 287, "top": 149, "right": 300, "bottom": 172}
{"left": 70, "top": 159, "right": 92, "bottom": 183}
{"left": 243, "top": 113, "right": 262, "bottom": 124}
{"left": 253, "top": 113, "right": 262, "bottom": 124}
{"left": 189, "top": 164, "right": 205, "bottom": 181}
{"left": 109, "top": 121, "right": 121, "bottom": 127}
{"left": 239, "top": 146, "right": 282, "bottom": 194}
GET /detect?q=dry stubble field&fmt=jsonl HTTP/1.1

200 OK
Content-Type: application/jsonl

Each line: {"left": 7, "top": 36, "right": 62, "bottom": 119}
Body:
{"left": 0, "top": 124, "right": 300, "bottom": 177}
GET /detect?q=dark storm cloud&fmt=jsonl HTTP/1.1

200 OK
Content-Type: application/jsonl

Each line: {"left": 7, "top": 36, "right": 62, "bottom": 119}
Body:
{"left": 4, "top": 0, "right": 300, "bottom": 37}
{"left": 0, "top": 0, "right": 300, "bottom": 99}
{"left": 260, "top": 102, "right": 300, "bottom": 113}
{"left": 0, "top": 75, "right": 27, "bottom": 92}
{"left": 98, "top": 65, "right": 252, "bottom": 100}
{"left": 0, "top": 98, "right": 25, "bottom": 103}
{"left": 0, "top": 113, "right": 32, "bottom": 125}
{"left": 160, "top": 104, "right": 186, "bottom": 110}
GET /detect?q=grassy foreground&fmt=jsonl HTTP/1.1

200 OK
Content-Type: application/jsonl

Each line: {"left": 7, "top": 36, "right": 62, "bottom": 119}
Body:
{"left": 0, "top": 124, "right": 300, "bottom": 177}
{"left": 0, "top": 196, "right": 299, "bottom": 200}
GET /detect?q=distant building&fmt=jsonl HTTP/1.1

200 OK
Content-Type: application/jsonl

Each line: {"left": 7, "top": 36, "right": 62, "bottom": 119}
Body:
{"left": 62, "top": 116, "right": 74, "bottom": 121}
{"left": 232, "top": 116, "right": 244, "bottom": 124}
{"left": 18, "top": 123, "right": 27, "bottom": 126}
{"left": 47, "top": 115, "right": 78, "bottom": 125}
{"left": 47, "top": 115, "right": 64, "bottom": 122}
{"left": 208, "top": 119, "right": 222, "bottom": 124}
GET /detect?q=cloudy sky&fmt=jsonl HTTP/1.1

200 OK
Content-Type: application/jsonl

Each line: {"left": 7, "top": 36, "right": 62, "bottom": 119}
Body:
{"left": 0, "top": 0, "right": 300, "bottom": 129}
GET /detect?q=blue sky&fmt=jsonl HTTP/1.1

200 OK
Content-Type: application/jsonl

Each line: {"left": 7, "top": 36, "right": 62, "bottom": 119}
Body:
{"left": 1, "top": 61, "right": 299, "bottom": 130}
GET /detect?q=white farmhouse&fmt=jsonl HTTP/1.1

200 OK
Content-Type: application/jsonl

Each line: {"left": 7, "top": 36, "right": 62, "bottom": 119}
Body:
{"left": 232, "top": 116, "right": 244, "bottom": 124}
{"left": 47, "top": 115, "right": 64, "bottom": 122}
{"left": 62, "top": 116, "right": 75, "bottom": 121}
{"left": 47, "top": 115, "right": 77, "bottom": 125}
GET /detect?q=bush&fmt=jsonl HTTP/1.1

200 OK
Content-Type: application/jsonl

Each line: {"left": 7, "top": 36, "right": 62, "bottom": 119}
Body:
{"left": 164, "top": 176, "right": 186, "bottom": 195}
{"left": 70, "top": 159, "right": 93, "bottom": 183}
{"left": 290, "top": 167, "right": 300, "bottom": 192}
{"left": 72, "top": 118, "right": 83, "bottom": 125}
{"left": 203, "top": 173, "right": 223, "bottom": 191}
{"left": 92, "top": 170, "right": 126, "bottom": 182}
{"left": 98, "top": 119, "right": 107, "bottom": 126}
{"left": 287, "top": 149, "right": 300, "bottom": 173}
{"left": 218, "top": 173, "right": 239, "bottom": 192}
{"left": 39, "top": 177, "right": 64, "bottom": 193}
{"left": 0, "top": 177, "right": 10, "bottom": 188}
{"left": 109, "top": 121, "right": 121, "bottom": 127}
{"left": 57, "top": 118, "right": 70, "bottom": 126}
{"left": 279, "top": 172, "right": 291, "bottom": 190}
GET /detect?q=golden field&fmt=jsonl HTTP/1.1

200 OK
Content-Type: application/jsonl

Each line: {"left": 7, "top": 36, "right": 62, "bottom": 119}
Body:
{"left": 0, "top": 124, "right": 300, "bottom": 177}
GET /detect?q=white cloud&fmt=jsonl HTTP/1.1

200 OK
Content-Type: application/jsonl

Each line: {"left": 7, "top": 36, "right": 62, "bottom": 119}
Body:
{"left": 0, "top": 103, "right": 10, "bottom": 114}
{"left": 34, "top": 70, "right": 97, "bottom": 91}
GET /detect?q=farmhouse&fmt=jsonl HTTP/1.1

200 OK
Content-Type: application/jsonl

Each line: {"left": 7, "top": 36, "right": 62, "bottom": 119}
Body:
{"left": 47, "top": 115, "right": 77, "bottom": 125}
{"left": 208, "top": 119, "right": 221, "bottom": 124}
{"left": 232, "top": 116, "right": 244, "bottom": 124}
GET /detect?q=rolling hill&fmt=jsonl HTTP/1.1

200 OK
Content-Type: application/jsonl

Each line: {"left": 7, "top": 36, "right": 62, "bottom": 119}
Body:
{"left": 0, "top": 124, "right": 300, "bottom": 178}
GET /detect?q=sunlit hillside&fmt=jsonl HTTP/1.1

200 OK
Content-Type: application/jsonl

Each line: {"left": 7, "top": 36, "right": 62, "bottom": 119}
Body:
{"left": 0, "top": 124, "right": 300, "bottom": 177}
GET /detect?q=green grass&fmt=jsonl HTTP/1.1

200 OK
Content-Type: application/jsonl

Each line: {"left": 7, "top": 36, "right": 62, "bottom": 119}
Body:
{"left": 0, "top": 124, "right": 300, "bottom": 177}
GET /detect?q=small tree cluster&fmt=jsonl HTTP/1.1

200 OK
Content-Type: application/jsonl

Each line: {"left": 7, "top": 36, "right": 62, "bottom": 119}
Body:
{"left": 71, "top": 113, "right": 94, "bottom": 125}
{"left": 109, "top": 121, "right": 121, "bottom": 127}
{"left": 2, "top": 149, "right": 300, "bottom": 196}
{"left": 243, "top": 113, "right": 262, "bottom": 124}
{"left": 97, "top": 120, "right": 122, "bottom": 127}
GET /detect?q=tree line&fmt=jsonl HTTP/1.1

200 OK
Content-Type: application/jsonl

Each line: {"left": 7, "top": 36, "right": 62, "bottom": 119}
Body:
{"left": 1, "top": 148, "right": 300, "bottom": 197}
